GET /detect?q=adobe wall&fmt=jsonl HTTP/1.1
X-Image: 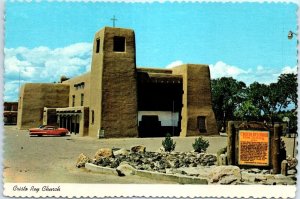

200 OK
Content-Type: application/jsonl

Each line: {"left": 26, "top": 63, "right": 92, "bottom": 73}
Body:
{"left": 172, "top": 64, "right": 218, "bottom": 136}
{"left": 89, "top": 28, "right": 105, "bottom": 138}
{"left": 17, "top": 83, "right": 69, "bottom": 129}
{"left": 89, "top": 27, "right": 138, "bottom": 138}
{"left": 62, "top": 72, "right": 90, "bottom": 107}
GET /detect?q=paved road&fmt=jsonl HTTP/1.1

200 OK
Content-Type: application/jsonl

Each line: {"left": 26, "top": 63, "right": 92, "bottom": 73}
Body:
{"left": 3, "top": 126, "right": 296, "bottom": 183}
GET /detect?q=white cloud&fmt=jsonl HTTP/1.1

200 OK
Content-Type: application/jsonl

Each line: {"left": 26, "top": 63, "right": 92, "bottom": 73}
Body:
{"left": 4, "top": 80, "right": 21, "bottom": 102}
{"left": 281, "top": 65, "right": 297, "bottom": 74}
{"left": 165, "top": 60, "right": 183, "bottom": 69}
{"left": 209, "top": 61, "right": 249, "bottom": 79}
{"left": 209, "top": 61, "right": 297, "bottom": 85}
{"left": 4, "top": 43, "right": 92, "bottom": 101}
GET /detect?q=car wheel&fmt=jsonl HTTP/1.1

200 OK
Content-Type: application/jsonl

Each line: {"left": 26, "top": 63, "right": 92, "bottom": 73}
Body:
{"left": 38, "top": 135, "right": 42, "bottom": 137}
{"left": 61, "top": 133, "right": 66, "bottom": 136}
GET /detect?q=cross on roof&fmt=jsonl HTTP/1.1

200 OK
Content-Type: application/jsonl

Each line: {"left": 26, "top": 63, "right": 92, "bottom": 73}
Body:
{"left": 111, "top": 15, "right": 117, "bottom": 27}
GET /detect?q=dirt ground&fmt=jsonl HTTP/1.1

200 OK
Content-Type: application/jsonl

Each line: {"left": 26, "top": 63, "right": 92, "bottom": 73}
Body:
{"left": 2, "top": 125, "right": 296, "bottom": 183}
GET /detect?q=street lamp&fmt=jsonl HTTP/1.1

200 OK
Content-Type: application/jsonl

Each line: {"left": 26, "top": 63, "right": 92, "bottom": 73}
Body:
{"left": 288, "top": 30, "right": 297, "bottom": 40}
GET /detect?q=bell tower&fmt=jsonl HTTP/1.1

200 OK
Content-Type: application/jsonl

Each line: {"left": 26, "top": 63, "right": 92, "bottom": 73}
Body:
{"left": 89, "top": 27, "right": 138, "bottom": 138}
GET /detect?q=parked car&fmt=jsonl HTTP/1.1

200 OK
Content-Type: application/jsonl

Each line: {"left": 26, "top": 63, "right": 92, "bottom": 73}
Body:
{"left": 29, "top": 125, "right": 70, "bottom": 136}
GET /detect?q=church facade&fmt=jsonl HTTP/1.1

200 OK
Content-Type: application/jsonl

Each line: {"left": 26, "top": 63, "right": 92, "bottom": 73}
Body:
{"left": 17, "top": 26, "right": 218, "bottom": 138}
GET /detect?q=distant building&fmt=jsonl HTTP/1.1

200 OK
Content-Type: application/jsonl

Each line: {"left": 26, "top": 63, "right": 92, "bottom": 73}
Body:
{"left": 17, "top": 26, "right": 218, "bottom": 138}
{"left": 4, "top": 102, "right": 18, "bottom": 125}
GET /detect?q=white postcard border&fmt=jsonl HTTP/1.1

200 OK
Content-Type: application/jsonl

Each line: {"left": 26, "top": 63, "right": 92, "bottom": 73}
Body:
{"left": 3, "top": 183, "right": 297, "bottom": 198}
{"left": 1, "top": 0, "right": 300, "bottom": 198}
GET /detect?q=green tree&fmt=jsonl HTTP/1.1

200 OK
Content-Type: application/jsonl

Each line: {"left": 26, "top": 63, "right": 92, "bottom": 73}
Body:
{"left": 211, "top": 77, "right": 246, "bottom": 130}
{"left": 277, "top": 73, "right": 297, "bottom": 109}
{"left": 247, "top": 73, "right": 297, "bottom": 126}
{"left": 247, "top": 82, "right": 278, "bottom": 125}
{"left": 234, "top": 100, "right": 260, "bottom": 121}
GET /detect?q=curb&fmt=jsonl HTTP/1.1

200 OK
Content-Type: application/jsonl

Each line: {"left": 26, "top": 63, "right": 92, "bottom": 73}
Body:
{"left": 85, "top": 163, "right": 118, "bottom": 175}
{"left": 85, "top": 163, "right": 208, "bottom": 184}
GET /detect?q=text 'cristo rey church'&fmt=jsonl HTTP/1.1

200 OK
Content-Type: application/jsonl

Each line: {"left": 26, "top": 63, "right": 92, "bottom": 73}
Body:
{"left": 17, "top": 26, "right": 218, "bottom": 138}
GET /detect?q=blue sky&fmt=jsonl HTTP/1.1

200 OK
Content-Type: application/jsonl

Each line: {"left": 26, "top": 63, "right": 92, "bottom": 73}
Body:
{"left": 4, "top": 1, "right": 298, "bottom": 101}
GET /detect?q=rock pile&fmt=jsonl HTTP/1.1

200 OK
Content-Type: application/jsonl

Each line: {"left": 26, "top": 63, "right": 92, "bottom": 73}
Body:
{"left": 240, "top": 168, "right": 296, "bottom": 185}
{"left": 76, "top": 145, "right": 297, "bottom": 185}
{"left": 91, "top": 147, "right": 217, "bottom": 174}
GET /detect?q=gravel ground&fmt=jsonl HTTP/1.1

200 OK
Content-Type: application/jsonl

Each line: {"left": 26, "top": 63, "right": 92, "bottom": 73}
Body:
{"left": 3, "top": 125, "right": 296, "bottom": 183}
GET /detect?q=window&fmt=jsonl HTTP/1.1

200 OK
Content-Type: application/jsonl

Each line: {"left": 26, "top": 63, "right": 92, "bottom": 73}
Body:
{"left": 96, "top": 38, "right": 100, "bottom": 53}
{"left": 197, "top": 116, "right": 206, "bottom": 132}
{"left": 91, "top": 110, "right": 94, "bottom": 124}
{"left": 81, "top": 93, "right": 84, "bottom": 106}
{"left": 113, "top": 36, "right": 125, "bottom": 52}
{"left": 74, "top": 82, "right": 85, "bottom": 90}
{"left": 72, "top": 95, "right": 75, "bottom": 107}
{"left": 4, "top": 105, "right": 9, "bottom": 111}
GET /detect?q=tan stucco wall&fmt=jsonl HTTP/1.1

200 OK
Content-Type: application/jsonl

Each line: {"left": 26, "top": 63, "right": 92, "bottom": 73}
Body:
{"left": 62, "top": 72, "right": 90, "bottom": 107}
{"left": 89, "top": 27, "right": 138, "bottom": 138}
{"left": 172, "top": 64, "right": 218, "bottom": 136}
{"left": 17, "top": 83, "right": 69, "bottom": 129}
{"left": 89, "top": 28, "right": 105, "bottom": 138}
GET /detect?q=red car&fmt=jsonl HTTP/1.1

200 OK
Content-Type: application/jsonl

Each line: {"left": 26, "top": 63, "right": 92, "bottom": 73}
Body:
{"left": 29, "top": 125, "right": 70, "bottom": 136}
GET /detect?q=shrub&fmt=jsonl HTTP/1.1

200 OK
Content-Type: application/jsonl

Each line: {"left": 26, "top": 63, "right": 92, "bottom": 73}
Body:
{"left": 193, "top": 136, "right": 209, "bottom": 153}
{"left": 162, "top": 134, "right": 176, "bottom": 152}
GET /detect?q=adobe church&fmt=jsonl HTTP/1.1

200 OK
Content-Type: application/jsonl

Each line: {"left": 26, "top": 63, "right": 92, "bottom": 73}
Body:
{"left": 17, "top": 26, "right": 218, "bottom": 138}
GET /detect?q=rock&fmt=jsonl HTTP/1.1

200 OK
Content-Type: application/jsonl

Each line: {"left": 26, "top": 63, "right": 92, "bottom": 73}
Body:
{"left": 208, "top": 166, "right": 241, "bottom": 184}
{"left": 288, "top": 169, "right": 297, "bottom": 175}
{"left": 196, "top": 153, "right": 205, "bottom": 159}
{"left": 76, "top": 153, "right": 91, "bottom": 168}
{"left": 241, "top": 171, "right": 256, "bottom": 183}
{"left": 150, "top": 162, "right": 155, "bottom": 169}
{"left": 173, "top": 160, "right": 180, "bottom": 168}
{"left": 219, "top": 175, "right": 238, "bottom": 184}
{"left": 114, "top": 148, "right": 129, "bottom": 156}
{"left": 159, "top": 146, "right": 165, "bottom": 153}
{"left": 286, "top": 156, "right": 298, "bottom": 169}
{"left": 95, "top": 148, "right": 114, "bottom": 160}
{"left": 166, "top": 168, "right": 175, "bottom": 175}
{"left": 131, "top": 145, "right": 146, "bottom": 153}
{"left": 249, "top": 168, "right": 260, "bottom": 173}
{"left": 191, "top": 163, "right": 197, "bottom": 167}
{"left": 100, "top": 157, "right": 111, "bottom": 167}
{"left": 254, "top": 175, "right": 267, "bottom": 182}
{"left": 262, "top": 170, "right": 270, "bottom": 174}
{"left": 116, "top": 163, "right": 136, "bottom": 176}
{"left": 111, "top": 159, "right": 120, "bottom": 168}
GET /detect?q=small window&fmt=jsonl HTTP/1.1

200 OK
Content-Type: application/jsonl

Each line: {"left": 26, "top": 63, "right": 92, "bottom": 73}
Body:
{"left": 91, "top": 110, "right": 94, "bottom": 124}
{"left": 81, "top": 93, "right": 84, "bottom": 106}
{"left": 113, "top": 36, "right": 125, "bottom": 52}
{"left": 72, "top": 95, "right": 75, "bottom": 107}
{"left": 96, "top": 38, "right": 100, "bottom": 53}
{"left": 197, "top": 116, "right": 206, "bottom": 132}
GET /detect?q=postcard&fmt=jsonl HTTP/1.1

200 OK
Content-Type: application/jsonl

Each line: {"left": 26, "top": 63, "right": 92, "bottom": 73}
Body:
{"left": 2, "top": 0, "right": 298, "bottom": 198}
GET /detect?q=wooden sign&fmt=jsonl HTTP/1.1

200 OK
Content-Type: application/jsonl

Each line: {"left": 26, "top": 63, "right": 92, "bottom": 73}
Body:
{"left": 238, "top": 130, "right": 270, "bottom": 166}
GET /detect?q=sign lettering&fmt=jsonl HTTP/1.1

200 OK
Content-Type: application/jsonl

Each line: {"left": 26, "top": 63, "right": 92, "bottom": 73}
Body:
{"left": 239, "top": 130, "right": 269, "bottom": 166}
